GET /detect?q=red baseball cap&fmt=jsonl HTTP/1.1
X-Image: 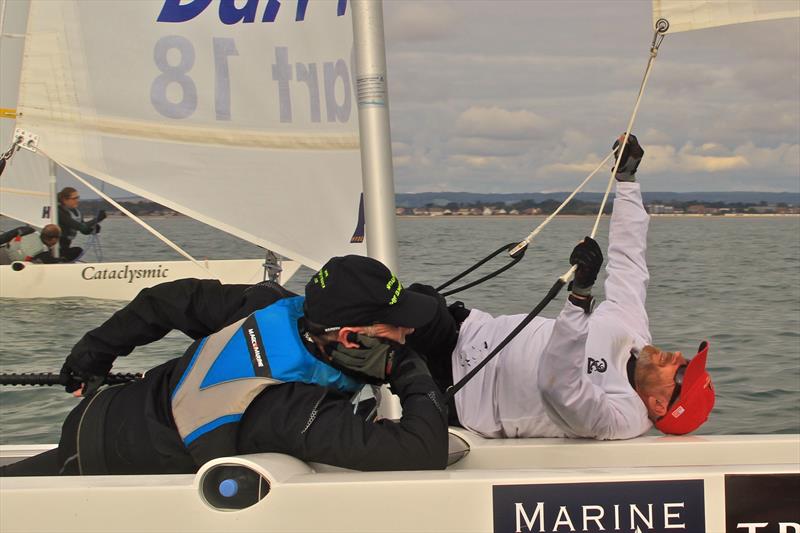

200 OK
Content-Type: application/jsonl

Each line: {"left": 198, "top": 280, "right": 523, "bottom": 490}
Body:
{"left": 654, "top": 341, "right": 715, "bottom": 435}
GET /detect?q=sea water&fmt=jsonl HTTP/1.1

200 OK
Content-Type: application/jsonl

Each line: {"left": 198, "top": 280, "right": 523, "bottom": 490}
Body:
{"left": 1, "top": 214, "right": 798, "bottom": 443}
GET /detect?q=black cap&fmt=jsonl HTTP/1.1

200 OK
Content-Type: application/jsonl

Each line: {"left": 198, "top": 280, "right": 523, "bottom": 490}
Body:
{"left": 305, "top": 255, "right": 437, "bottom": 329}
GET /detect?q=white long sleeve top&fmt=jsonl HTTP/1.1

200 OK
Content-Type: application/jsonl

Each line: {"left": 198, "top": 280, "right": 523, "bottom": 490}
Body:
{"left": 451, "top": 182, "right": 652, "bottom": 439}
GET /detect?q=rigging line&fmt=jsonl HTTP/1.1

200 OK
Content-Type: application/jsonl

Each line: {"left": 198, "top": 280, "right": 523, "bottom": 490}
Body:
{"left": 447, "top": 21, "right": 669, "bottom": 399}
{"left": 437, "top": 151, "right": 614, "bottom": 295}
{"left": 509, "top": 150, "right": 616, "bottom": 257}
{"left": 38, "top": 148, "right": 211, "bottom": 272}
{"left": 589, "top": 22, "right": 666, "bottom": 241}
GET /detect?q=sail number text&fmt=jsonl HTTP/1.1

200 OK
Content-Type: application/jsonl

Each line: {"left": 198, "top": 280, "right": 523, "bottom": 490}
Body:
{"left": 151, "top": 36, "right": 354, "bottom": 123}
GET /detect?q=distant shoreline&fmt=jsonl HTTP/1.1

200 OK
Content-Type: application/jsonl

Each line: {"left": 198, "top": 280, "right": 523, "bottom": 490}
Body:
{"left": 100, "top": 213, "right": 800, "bottom": 220}
{"left": 396, "top": 213, "right": 800, "bottom": 219}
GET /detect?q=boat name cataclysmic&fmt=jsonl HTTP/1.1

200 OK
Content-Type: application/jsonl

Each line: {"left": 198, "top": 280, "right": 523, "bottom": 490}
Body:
{"left": 81, "top": 265, "right": 170, "bottom": 283}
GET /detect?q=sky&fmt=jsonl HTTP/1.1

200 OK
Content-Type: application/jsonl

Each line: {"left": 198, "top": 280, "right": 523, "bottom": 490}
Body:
{"left": 381, "top": 0, "right": 800, "bottom": 194}
{"left": 19, "top": 0, "right": 800, "bottom": 198}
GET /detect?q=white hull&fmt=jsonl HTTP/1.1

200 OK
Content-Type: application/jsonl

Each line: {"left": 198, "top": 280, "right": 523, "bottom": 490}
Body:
{"left": 0, "top": 259, "right": 301, "bottom": 300}
{"left": 1, "top": 432, "right": 798, "bottom": 532}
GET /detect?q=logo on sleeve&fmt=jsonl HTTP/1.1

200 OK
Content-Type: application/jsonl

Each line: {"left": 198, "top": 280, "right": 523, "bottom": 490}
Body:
{"left": 587, "top": 357, "right": 608, "bottom": 374}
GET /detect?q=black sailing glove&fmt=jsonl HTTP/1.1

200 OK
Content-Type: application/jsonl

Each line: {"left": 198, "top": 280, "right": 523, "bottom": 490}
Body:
{"left": 405, "top": 283, "right": 459, "bottom": 363}
{"left": 59, "top": 350, "right": 114, "bottom": 396}
{"left": 329, "top": 335, "right": 402, "bottom": 385}
{"left": 96, "top": 210, "right": 107, "bottom": 223}
{"left": 388, "top": 348, "right": 432, "bottom": 397}
{"left": 612, "top": 133, "right": 644, "bottom": 182}
{"left": 406, "top": 283, "right": 446, "bottom": 308}
{"left": 569, "top": 236, "right": 603, "bottom": 297}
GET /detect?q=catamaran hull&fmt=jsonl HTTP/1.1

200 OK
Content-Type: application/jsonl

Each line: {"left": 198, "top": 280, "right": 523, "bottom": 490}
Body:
{"left": 0, "top": 259, "right": 301, "bottom": 300}
{"left": 1, "top": 432, "right": 797, "bottom": 532}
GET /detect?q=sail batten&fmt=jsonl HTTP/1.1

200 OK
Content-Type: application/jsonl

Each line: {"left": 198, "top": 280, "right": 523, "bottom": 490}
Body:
{"left": 12, "top": 0, "right": 366, "bottom": 267}
{"left": 653, "top": 0, "right": 800, "bottom": 33}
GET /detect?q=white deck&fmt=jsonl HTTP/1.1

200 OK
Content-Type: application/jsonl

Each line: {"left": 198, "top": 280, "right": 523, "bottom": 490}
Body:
{"left": 1, "top": 432, "right": 798, "bottom": 532}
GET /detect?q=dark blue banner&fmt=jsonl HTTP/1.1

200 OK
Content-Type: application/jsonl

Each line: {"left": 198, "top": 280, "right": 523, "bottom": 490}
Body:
{"left": 493, "top": 479, "right": 705, "bottom": 533}
{"left": 725, "top": 474, "right": 799, "bottom": 533}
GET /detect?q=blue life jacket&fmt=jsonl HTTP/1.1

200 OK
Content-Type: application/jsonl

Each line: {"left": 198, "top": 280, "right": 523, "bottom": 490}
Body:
{"left": 170, "top": 296, "right": 361, "bottom": 465}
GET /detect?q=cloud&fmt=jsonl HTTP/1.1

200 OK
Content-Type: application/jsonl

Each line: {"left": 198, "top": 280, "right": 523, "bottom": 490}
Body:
{"left": 538, "top": 155, "right": 609, "bottom": 178}
{"left": 454, "top": 106, "right": 553, "bottom": 140}
{"left": 384, "top": 2, "right": 462, "bottom": 43}
{"left": 643, "top": 143, "right": 749, "bottom": 174}
{"left": 383, "top": 1, "right": 799, "bottom": 193}
{"left": 447, "top": 137, "right": 533, "bottom": 157}
{"left": 448, "top": 154, "right": 498, "bottom": 168}
{"left": 633, "top": 142, "right": 799, "bottom": 189}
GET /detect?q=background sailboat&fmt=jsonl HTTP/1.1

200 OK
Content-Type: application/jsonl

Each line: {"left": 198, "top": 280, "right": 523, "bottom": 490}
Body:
{"left": 1, "top": 0, "right": 387, "bottom": 298}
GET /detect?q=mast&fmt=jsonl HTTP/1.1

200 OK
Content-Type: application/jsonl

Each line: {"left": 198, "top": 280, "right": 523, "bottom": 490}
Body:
{"left": 350, "top": 0, "right": 399, "bottom": 271}
{"left": 351, "top": 0, "right": 402, "bottom": 419}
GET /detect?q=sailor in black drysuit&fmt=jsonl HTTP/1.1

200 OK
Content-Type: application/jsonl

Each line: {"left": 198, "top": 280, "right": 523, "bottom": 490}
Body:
{"left": 56, "top": 187, "right": 106, "bottom": 261}
{"left": 1, "top": 256, "right": 450, "bottom": 476}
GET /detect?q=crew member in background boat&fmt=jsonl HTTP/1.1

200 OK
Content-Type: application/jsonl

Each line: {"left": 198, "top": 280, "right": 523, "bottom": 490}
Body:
{"left": 56, "top": 186, "right": 106, "bottom": 262}
{"left": 406, "top": 134, "right": 715, "bottom": 439}
{"left": 0, "top": 224, "right": 62, "bottom": 265}
{"left": 1, "top": 255, "right": 448, "bottom": 477}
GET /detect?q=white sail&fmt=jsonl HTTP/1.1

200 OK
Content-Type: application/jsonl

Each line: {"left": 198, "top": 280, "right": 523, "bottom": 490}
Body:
{"left": 15, "top": 0, "right": 366, "bottom": 270}
{"left": 0, "top": 0, "right": 53, "bottom": 228}
{"left": 652, "top": 0, "right": 800, "bottom": 33}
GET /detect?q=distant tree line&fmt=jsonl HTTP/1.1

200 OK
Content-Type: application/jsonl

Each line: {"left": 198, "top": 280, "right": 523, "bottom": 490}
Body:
{"left": 80, "top": 197, "right": 796, "bottom": 217}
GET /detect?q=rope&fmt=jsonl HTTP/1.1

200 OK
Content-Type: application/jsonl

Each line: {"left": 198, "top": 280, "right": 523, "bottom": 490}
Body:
{"left": 446, "top": 21, "right": 669, "bottom": 400}
{"left": 39, "top": 149, "right": 211, "bottom": 272}
{"left": 508, "top": 150, "right": 616, "bottom": 256}
{"left": 435, "top": 242, "right": 526, "bottom": 297}
{"left": 588, "top": 21, "right": 668, "bottom": 240}
{"left": 446, "top": 278, "right": 566, "bottom": 401}
{"left": 436, "top": 152, "right": 613, "bottom": 297}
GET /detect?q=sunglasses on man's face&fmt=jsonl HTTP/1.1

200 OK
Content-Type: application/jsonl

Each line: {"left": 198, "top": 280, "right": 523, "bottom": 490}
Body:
{"left": 667, "top": 363, "right": 689, "bottom": 408}
{"left": 68, "top": 196, "right": 80, "bottom": 200}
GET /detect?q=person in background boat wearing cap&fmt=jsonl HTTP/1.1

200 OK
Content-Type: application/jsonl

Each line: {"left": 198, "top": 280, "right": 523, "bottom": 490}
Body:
{"left": 0, "top": 224, "right": 62, "bottom": 265}
{"left": 57, "top": 186, "right": 106, "bottom": 262}
{"left": 405, "top": 134, "right": 715, "bottom": 439}
{"left": 1, "top": 256, "right": 448, "bottom": 477}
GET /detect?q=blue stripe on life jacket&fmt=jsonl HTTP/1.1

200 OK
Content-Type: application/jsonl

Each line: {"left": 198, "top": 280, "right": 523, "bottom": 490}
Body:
{"left": 199, "top": 296, "right": 360, "bottom": 393}
{"left": 183, "top": 413, "right": 242, "bottom": 446}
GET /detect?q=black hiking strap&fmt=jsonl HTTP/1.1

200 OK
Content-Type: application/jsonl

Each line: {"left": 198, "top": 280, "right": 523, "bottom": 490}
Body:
{"left": 77, "top": 384, "right": 125, "bottom": 475}
{"left": 436, "top": 241, "right": 528, "bottom": 298}
{"left": 445, "top": 278, "right": 566, "bottom": 401}
{"left": 0, "top": 372, "right": 142, "bottom": 387}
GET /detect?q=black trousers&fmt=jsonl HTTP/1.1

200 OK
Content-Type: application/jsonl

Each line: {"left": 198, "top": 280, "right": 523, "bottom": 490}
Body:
{"left": 0, "top": 396, "right": 89, "bottom": 476}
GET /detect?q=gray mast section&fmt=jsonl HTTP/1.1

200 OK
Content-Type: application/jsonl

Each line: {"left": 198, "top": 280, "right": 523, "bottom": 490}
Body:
{"left": 351, "top": 0, "right": 398, "bottom": 271}
{"left": 351, "top": 1, "right": 402, "bottom": 419}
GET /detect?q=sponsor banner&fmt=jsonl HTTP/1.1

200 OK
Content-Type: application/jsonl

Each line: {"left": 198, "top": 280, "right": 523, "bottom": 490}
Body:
{"left": 493, "top": 479, "right": 705, "bottom": 533}
{"left": 725, "top": 473, "right": 800, "bottom": 533}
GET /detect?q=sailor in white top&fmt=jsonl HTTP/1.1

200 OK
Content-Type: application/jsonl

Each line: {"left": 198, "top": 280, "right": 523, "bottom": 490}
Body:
{"left": 449, "top": 135, "right": 715, "bottom": 439}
